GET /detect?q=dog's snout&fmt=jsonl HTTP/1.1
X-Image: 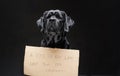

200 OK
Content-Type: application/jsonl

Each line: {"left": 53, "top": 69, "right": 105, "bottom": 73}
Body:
{"left": 49, "top": 16, "right": 57, "bottom": 22}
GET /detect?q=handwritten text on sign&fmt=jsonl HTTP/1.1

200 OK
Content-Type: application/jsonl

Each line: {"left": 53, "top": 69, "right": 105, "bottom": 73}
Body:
{"left": 24, "top": 46, "right": 79, "bottom": 76}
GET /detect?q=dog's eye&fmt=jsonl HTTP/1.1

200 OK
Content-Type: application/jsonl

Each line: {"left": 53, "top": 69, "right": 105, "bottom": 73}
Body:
{"left": 56, "top": 14, "right": 61, "bottom": 18}
{"left": 55, "top": 13, "right": 61, "bottom": 19}
{"left": 46, "top": 12, "right": 53, "bottom": 18}
{"left": 46, "top": 14, "right": 51, "bottom": 18}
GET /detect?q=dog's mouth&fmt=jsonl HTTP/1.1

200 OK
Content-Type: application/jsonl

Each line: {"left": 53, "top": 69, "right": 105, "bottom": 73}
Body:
{"left": 47, "top": 21, "right": 57, "bottom": 31}
{"left": 47, "top": 27, "right": 60, "bottom": 36}
{"left": 48, "top": 26, "right": 56, "bottom": 33}
{"left": 45, "top": 20, "right": 62, "bottom": 35}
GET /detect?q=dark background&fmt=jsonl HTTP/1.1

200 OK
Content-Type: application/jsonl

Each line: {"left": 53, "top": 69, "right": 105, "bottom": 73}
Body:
{"left": 0, "top": 0, "right": 117, "bottom": 76}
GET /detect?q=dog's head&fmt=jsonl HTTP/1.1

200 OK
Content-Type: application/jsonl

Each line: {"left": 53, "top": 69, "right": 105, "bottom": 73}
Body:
{"left": 37, "top": 9, "right": 74, "bottom": 35}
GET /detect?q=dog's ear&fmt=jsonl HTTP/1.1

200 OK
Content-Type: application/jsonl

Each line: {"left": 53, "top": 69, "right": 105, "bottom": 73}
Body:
{"left": 64, "top": 14, "right": 74, "bottom": 32}
{"left": 36, "top": 17, "right": 44, "bottom": 32}
{"left": 43, "top": 11, "right": 48, "bottom": 17}
{"left": 36, "top": 11, "right": 48, "bottom": 32}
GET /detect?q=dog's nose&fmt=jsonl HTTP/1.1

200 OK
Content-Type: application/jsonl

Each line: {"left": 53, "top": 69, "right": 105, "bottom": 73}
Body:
{"left": 49, "top": 19, "right": 55, "bottom": 22}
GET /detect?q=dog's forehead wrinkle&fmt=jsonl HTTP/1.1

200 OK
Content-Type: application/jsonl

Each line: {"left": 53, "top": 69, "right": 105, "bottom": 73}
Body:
{"left": 55, "top": 10, "right": 61, "bottom": 12}
{"left": 43, "top": 10, "right": 66, "bottom": 16}
{"left": 47, "top": 9, "right": 62, "bottom": 13}
{"left": 48, "top": 10, "right": 54, "bottom": 13}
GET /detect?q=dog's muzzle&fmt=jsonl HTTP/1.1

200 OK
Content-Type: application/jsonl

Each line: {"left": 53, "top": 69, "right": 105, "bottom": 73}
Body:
{"left": 46, "top": 19, "right": 60, "bottom": 33}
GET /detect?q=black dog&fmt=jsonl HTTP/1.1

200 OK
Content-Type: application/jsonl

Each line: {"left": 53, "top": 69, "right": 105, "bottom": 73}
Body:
{"left": 37, "top": 9, "right": 74, "bottom": 49}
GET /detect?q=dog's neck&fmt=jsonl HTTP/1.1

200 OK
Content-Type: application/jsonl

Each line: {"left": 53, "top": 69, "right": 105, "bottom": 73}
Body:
{"left": 44, "top": 33, "right": 66, "bottom": 44}
{"left": 41, "top": 32, "right": 69, "bottom": 48}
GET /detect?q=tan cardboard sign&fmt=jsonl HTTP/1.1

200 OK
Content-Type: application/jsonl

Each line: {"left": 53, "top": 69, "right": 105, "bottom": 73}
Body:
{"left": 24, "top": 46, "right": 79, "bottom": 76}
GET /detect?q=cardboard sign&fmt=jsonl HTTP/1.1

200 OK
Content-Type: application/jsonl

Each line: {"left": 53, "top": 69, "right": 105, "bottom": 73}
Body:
{"left": 24, "top": 46, "right": 80, "bottom": 76}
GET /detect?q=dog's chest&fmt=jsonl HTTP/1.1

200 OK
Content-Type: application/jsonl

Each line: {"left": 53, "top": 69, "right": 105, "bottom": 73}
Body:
{"left": 47, "top": 37, "right": 66, "bottom": 48}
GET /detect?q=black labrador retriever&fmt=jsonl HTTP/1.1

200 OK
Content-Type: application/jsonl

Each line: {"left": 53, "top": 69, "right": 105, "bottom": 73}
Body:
{"left": 37, "top": 9, "right": 74, "bottom": 49}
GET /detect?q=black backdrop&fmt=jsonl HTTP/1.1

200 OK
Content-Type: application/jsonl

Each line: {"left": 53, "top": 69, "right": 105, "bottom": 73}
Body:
{"left": 0, "top": 0, "right": 117, "bottom": 76}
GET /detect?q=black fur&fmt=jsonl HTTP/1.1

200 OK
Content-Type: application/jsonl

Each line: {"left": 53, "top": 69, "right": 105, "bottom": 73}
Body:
{"left": 37, "top": 9, "right": 74, "bottom": 49}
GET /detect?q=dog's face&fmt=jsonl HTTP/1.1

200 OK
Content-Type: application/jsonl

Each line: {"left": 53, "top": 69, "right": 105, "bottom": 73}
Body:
{"left": 37, "top": 10, "right": 74, "bottom": 35}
